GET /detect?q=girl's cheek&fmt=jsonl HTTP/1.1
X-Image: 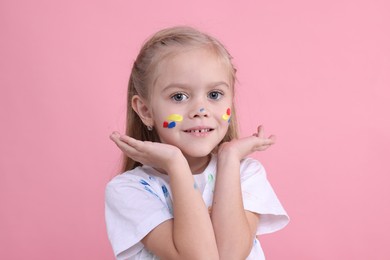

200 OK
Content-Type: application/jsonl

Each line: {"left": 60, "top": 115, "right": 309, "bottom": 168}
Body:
{"left": 162, "top": 113, "right": 183, "bottom": 129}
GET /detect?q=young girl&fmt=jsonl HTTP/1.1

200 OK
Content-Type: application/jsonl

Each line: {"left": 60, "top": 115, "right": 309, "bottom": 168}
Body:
{"left": 106, "top": 26, "right": 289, "bottom": 260}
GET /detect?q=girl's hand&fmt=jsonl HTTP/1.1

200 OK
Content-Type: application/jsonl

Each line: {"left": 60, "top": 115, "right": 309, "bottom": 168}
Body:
{"left": 110, "top": 132, "right": 186, "bottom": 173}
{"left": 218, "top": 125, "right": 275, "bottom": 161}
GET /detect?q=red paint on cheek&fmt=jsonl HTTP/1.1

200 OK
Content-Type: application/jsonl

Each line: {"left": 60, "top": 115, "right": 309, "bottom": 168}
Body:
{"left": 227, "top": 108, "right": 231, "bottom": 116}
{"left": 163, "top": 121, "right": 169, "bottom": 128}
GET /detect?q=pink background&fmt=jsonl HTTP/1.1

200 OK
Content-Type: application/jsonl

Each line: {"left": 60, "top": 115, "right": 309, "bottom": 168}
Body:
{"left": 1, "top": 0, "right": 389, "bottom": 259}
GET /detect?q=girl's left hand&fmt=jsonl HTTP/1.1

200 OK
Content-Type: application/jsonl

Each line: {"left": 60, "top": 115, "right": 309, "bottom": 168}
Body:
{"left": 218, "top": 125, "right": 275, "bottom": 161}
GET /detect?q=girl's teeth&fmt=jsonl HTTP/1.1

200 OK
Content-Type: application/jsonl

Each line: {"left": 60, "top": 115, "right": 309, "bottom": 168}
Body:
{"left": 189, "top": 129, "right": 210, "bottom": 133}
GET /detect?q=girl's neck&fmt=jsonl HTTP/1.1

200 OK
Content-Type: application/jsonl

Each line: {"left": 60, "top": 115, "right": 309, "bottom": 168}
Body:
{"left": 185, "top": 154, "right": 211, "bottom": 175}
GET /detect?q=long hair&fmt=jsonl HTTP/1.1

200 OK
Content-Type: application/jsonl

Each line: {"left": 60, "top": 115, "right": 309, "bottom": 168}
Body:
{"left": 122, "top": 26, "right": 239, "bottom": 172}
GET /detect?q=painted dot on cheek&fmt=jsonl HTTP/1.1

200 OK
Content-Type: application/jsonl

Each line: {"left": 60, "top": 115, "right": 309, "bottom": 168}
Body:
{"left": 163, "top": 121, "right": 169, "bottom": 128}
{"left": 168, "top": 121, "right": 176, "bottom": 128}
{"left": 227, "top": 108, "right": 231, "bottom": 116}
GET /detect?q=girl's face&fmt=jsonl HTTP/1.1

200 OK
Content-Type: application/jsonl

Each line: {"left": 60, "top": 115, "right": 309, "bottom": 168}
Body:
{"left": 148, "top": 47, "right": 233, "bottom": 162}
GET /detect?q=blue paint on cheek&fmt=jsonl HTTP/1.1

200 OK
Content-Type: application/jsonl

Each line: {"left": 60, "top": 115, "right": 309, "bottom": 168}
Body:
{"left": 168, "top": 121, "right": 176, "bottom": 128}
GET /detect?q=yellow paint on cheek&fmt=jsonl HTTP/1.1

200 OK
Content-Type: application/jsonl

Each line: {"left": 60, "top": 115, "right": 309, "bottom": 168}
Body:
{"left": 166, "top": 114, "right": 183, "bottom": 122}
{"left": 222, "top": 114, "right": 230, "bottom": 121}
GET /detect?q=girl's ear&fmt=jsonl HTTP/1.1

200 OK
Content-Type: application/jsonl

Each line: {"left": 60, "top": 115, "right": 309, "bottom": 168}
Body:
{"left": 132, "top": 95, "right": 154, "bottom": 126}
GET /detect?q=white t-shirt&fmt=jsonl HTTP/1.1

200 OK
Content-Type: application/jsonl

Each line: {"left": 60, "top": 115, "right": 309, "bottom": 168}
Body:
{"left": 105, "top": 155, "right": 289, "bottom": 260}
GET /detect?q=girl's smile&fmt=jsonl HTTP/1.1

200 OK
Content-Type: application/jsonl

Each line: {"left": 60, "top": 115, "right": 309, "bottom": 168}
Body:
{"left": 183, "top": 126, "right": 213, "bottom": 136}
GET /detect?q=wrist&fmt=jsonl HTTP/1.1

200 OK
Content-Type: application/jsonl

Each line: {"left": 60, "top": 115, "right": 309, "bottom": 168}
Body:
{"left": 165, "top": 152, "right": 189, "bottom": 175}
{"left": 218, "top": 143, "right": 241, "bottom": 162}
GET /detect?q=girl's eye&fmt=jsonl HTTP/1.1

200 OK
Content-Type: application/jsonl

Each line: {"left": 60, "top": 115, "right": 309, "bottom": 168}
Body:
{"left": 171, "top": 93, "right": 188, "bottom": 102}
{"left": 208, "top": 91, "right": 223, "bottom": 100}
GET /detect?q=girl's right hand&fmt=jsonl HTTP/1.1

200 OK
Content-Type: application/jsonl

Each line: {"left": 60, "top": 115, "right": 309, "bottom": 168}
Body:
{"left": 110, "top": 132, "right": 186, "bottom": 173}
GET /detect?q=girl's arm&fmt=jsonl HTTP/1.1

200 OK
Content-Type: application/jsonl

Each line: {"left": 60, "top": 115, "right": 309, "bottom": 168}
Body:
{"left": 142, "top": 160, "right": 218, "bottom": 260}
{"left": 211, "top": 126, "right": 275, "bottom": 259}
{"left": 111, "top": 133, "right": 219, "bottom": 260}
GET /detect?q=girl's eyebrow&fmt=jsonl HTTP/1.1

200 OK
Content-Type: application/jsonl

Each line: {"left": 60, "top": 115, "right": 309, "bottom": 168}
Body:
{"left": 162, "top": 83, "right": 190, "bottom": 92}
{"left": 162, "top": 81, "right": 230, "bottom": 92}
{"left": 209, "top": 81, "right": 230, "bottom": 89}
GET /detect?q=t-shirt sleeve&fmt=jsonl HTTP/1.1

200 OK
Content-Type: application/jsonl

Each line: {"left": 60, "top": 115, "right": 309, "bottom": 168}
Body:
{"left": 105, "top": 172, "right": 173, "bottom": 259}
{"left": 240, "top": 158, "right": 289, "bottom": 235}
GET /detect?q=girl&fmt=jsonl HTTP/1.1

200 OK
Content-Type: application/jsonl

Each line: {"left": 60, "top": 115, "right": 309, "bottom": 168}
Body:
{"left": 106, "top": 26, "right": 289, "bottom": 260}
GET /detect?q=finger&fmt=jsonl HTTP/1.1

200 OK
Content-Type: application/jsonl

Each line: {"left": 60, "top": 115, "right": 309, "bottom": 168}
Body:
{"left": 115, "top": 138, "right": 144, "bottom": 160}
{"left": 268, "top": 135, "right": 276, "bottom": 144}
{"left": 119, "top": 135, "right": 153, "bottom": 156}
{"left": 255, "top": 144, "right": 271, "bottom": 151}
{"left": 255, "top": 137, "right": 275, "bottom": 149}
{"left": 109, "top": 133, "right": 148, "bottom": 163}
{"left": 254, "top": 142, "right": 273, "bottom": 151}
{"left": 112, "top": 135, "right": 134, "bottom": 151}
{"left": 109, "top": 131, "right": 121, "bottom": 141}
{"left": 110, "top": 133, "right": 137, "bottom": 153}
{"left": 119, "top": 135, "right": 141, "bottom": 149}
{"left": 110, "top": 132, "right": 125, "bottom": 147}
{"left": 263, "top": 137, "right": 275, "bottom": 146}
{"left": 257, "top": 125, "right": 265, "bottom": 139}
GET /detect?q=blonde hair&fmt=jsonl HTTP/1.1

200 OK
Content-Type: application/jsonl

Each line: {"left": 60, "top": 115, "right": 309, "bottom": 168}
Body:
{"left": 123, "top": 26, "right": 239, "bottom": 172}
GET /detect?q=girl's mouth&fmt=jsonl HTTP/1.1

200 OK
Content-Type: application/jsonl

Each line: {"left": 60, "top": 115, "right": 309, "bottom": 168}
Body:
{"left": 184, "top": 128, "right": 214, "bottom": 133}
{"left": 184, "top": 126, "right": 214, "bottom": 135}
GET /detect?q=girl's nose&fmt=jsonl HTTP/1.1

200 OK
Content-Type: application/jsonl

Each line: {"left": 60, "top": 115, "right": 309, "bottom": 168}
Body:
{"left": 189, "top": 107, "right": 209, "bottom": 118}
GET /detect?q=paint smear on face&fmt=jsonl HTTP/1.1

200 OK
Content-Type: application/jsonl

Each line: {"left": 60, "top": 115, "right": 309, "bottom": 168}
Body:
{"left": 222, "top": 108, "right": 231, "bottom": 122}
{"left": 166, "top": 114, "right": 183, "bottom": 122}
{"left": 163, "top": 114, "right": 183, "bottom": 128}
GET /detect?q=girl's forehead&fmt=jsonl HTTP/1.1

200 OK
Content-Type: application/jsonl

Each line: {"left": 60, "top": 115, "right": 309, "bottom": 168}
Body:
{"left": 151, "top": 46, "right": 233, "bottom": 87}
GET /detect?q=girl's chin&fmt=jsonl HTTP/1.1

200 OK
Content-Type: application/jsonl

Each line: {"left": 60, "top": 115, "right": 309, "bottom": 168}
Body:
{"left": 180, "top": 148, "right": 213, "bottom": 159}
{"left": 160, "top": 139, "right": 218, "bottom": 159}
